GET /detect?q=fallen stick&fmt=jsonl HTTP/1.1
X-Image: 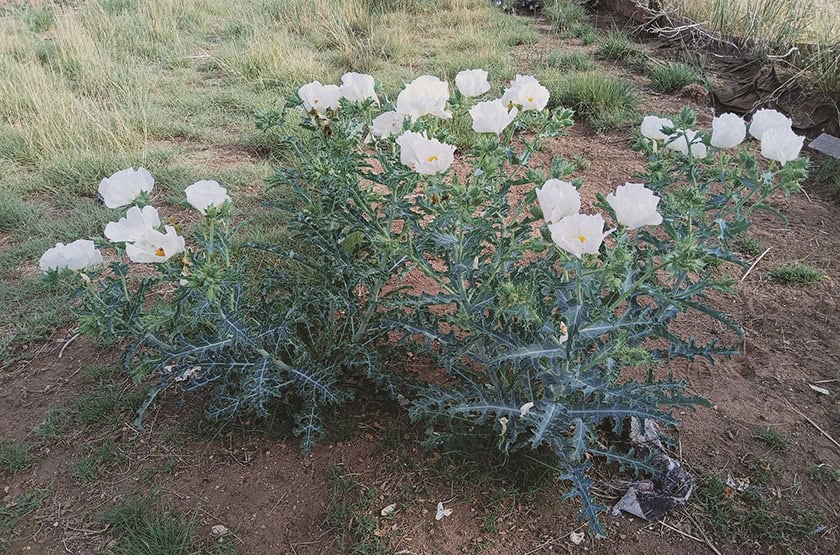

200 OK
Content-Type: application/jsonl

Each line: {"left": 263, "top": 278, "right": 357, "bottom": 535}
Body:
{"left": 741, "top": 247, "right": 771, "bottom": 282}
{"left": 786, "top": 401, "right": 840, "bottom": 451}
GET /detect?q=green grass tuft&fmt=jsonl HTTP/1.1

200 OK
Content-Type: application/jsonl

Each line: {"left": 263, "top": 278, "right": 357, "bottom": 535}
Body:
{"left": 770, "top": 263, "right": 823, "bottom": 284}
{"left": 546, "top": 51, "right": 596, "bottom": 72}
{"left": 756, "top": 426, "right": 790, "bottom": 450}
{"left": 35, "top": 407, "right": 71, "bottom": 439}
{"left": 597, "top": 29, "right": 641, "bottom": 63}
{"left": 737, "top": 234, "right": 765, "bottom": 257}
{"left": 544, "top": 0, "right": 587, "bottom": 34}
{"left": 561, "top": 22, "right": 598, "bottom": 44}
{"left": 541, "top": 71, "right": 638, "bottom": 131}
{"left": 692, "top": 472, "right": 824, "bottom": 543}
{"left": 813, "top": 155, "right": 840, "bottom": 197}
{"left": 74, "top": 385, "right": 144, "bottom": 427}
{"left": 0, "top": 487, "right": 51, "bottom": 552}
{"left": 325, "top": 464, "right": 391, "bottom": 554}
{"left": 101, "top": 495, "right": 200, "bottom": 555}
{"left": 648, "top": 61, "right": 702, "bottom": 93}
{"left": 808, "top": 464, "right": 840, "bottom": 483}
{"left": 749, "top": 456, "right": 783, "bottom": 484}
{"left": 83, "top": 364, "right": 117, "bottom": 385}
{"left": 0, "top": 439, "right": 33, "bottom": 474}
{"left": 72, "top": 438, "right": 130, "bottom": 482}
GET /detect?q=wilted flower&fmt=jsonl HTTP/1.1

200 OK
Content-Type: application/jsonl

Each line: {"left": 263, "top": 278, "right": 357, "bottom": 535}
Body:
{"left": 501, "top": 74, "right": 549, "bottom": 111}
{"left": 339, "top": 72, "right": 379, "bottom": 104}
{"left": 665, "top": 129, "right": 708, "bottom": 159}
{"left": 104, "top": 205, "right": 161, "bottom": 243}
{"left": 396, "top": 75, "right": 452, "bottom": 122}
{"left": 455, "top": 69, "right": 490, "bottom": 97}
{"left": 548, "top": 214, "right": 612, "bottom": 259}
{"left": 371, "top": 111, "right": 406, "bottom": 138}
{"left": 298, "top": 81, "right": 341, "bottom": 115}
{"left": 760, "top": 126, "right": 804, "bottom": 166}
{"left": 710, "top": 113, "right": 746, "bottom": 148}
{"left": 125, "top": 226, "right": 185, "bottom": 263}
{"left": 536, "top": 179, "right": 580, "bottom": 223}
{"left": 435, "top": 501, "right": 453, "bottom": 521}
{"left": 185, "top": 180, "right": 231, "bottom": 214}
{"left": 39, "top": 239, "right": 103, "bottom": 273}
{"left": 640, "top": 116, "right": 674, "bottom": 141}
{"left": 468, "top": 99, "right": 518, "bottom": 134}
{"left": 749, "top": 108, "right": 792, "bottom": 140}
{"left": 395, "top": 131, "right": 456, "bottom": 175}
{"left": 606, "top": 183, "right": 662, "bottom": 229}
{"left": 97, "top": 167, "right": 154, "bottom": 209}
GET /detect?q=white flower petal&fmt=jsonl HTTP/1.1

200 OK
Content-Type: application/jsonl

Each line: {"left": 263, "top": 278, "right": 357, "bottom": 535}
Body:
{"left": 98, "top": 167, "right": 155, "bottom": 209}
{"left": 760, "top": 125, "right": 804, "bottom": 166}
{"left": 536, "top": 179, "right": 580, "bottom": 223}
{"left": 371, "top": 111, "right": 406, "bottom": 138}
{"left": 104, "top": 205, "right": 161, "bottom": 243}
{"left": 468, "top": 99, "right": 518, "bottom": 134}
{"left": 640, "top": 116, "right": 674, "bottom": 141}
{"left": 125, "top": 225, "right": 185, "bottom": 264}
{"left": 711, "top": 113, "right": 746, "bottom": 149}
{"left": 39, "top": 239, "right": 103, "bottom": 273}
{"left": 501, "top": 74, "right": 549, "bottom": 111}
{"left": 455, "top": 69, "right": 490, "bottom": 97}
{"left": 749, "top": 108, "right": 792, "bottom": 140}
{"left": 548, "top": 214, "right": 611, "bottom": 259}
{"left": 298, "top": 81, "right": 341, "bottom": 115}
{"left": 606, "top": 183, "right": 662, "bottom": 230}
{"left": 396, "top": 75, "right": 451, "bottom": 122}
{"left": 395, "top": 131, "right": 456, "bottom": 175}
{"left": 185, "top": 180, "right": 230, "bottom": 214}
{"left": 339, "top": 72, "right": 379, "bottom": 104}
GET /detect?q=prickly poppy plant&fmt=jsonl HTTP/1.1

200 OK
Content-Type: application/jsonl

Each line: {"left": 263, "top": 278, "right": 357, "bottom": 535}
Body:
{"left": 45, "top": 70, "right": 806, "bottom": 534}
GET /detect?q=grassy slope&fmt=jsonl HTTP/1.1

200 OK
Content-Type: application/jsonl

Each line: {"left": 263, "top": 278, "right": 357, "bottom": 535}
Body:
{"left": 662, "top": 0, "right": 839, "bottom": 43}
{"left": 0, "top": 0, "right": 538, "bottom": 365}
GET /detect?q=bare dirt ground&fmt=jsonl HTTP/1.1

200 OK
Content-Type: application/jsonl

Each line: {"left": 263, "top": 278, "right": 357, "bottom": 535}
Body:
{"left": 2, "top": 13, "right": 839, "bottom": 555}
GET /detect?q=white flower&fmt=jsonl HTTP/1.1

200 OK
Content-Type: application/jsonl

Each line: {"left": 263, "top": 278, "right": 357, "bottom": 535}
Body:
{"left": 749, "top": 108, "right": 792, "bottom": 140}
{"left": 125, "top": 226, "right": 185, "bottom": 263}
{"left": 185, "top": 180, "right": 231, "bottom": 214}
{"left": 606, "top": 183, "right": 663, "bottom": 230}
{"left": 665, "top": 129, "right": 708, "bottom": 159}
{"left": 339, "top": 72, "right": 378, "bottom": 104}
{"left": 395, "top": 131, "right": 456, "bottom": 175}
{"left": 711, "top": 113, "right": 747, "bottom": 149}
{"left": 536, "top": 179, "right": 580, "bottom": 223}
{"left": 455, "top": 69, "right": 490, "bottom": 97}
{"left": 548, "top": 214, "right": 611, "bottom": 259}
{"left": 396, "top": 75, "right": 452, "bottom": 122}
{"left": 640, "top": 116, "right": 674, "bottom": 141}
{"left": 39, "top": 239, "right": 103, "bottom": 273}
{"left": 298, "top": 81, "right": 341, "bottom": 115}
{"left": 97, "top": 167, "right": 154, "bottom": 209}
{"left": 468, "top": 99, "right": 518, "bottom": 134}
{"left": 760, "top": 126, "right": 804, "bottom": 166}
{"left": 104, "top": 205, "right": 161, "bottom": 243}
{"left": 371, "top": 111, "right": 406, "bottom": 138}
{"left": 501, "top": 74, "right": 549, "bottom": 111}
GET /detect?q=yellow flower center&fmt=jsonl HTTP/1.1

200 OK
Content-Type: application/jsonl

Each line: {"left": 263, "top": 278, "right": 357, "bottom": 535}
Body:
{"left": 527, "top": 97, "right": 534, "bottom": 102}
{"left": 155, "top": 247, "right": 166, "bottom": 257}
{"left": 577, "top": 235, "right": 586, "bottom": 244}
{"left": 427, "top": 155, "right": 439, "bottom": 163}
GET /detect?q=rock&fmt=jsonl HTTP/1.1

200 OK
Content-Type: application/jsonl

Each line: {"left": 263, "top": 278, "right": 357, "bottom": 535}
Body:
{"left": 211, "top": 524, "right": 229, "bottom": 537}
